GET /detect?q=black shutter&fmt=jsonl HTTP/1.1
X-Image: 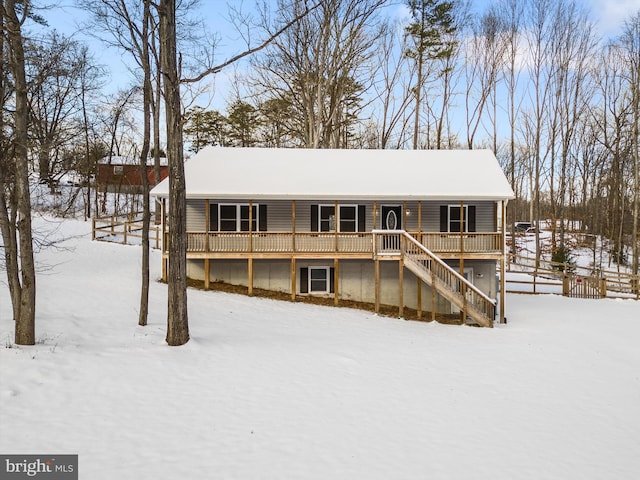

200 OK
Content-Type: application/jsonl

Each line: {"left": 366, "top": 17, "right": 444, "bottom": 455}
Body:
{"left": 468, "top": 205, "right": 476, "bottom": 232}
{"left": 330, "top": 267, "right": 335, "bottom": 293}
{"left": 259, "top": 204, "right": 267, "bottom": 231}
{"left": 358, "top": 205, "right": 366, "bottom": 232}
{"left": 311, "top": 205, "right": 318, "bottom": 231}
{"left": 300, "top": 267, "right": 309, "bottom": 293}
{"left": 209, "top": 203, "right": 218, "bottom": 231}
{"left": 440, "top": 205, "right": 448, "bottom": 232}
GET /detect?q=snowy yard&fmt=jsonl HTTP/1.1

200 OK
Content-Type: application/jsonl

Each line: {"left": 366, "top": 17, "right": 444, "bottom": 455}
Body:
{"left": 1, "top": 217, "right": 639, "bottom": 479}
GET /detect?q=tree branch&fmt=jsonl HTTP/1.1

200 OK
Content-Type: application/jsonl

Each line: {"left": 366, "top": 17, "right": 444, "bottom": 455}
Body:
{"left": 180, "top": 1, "right": 320, "bottom": 84}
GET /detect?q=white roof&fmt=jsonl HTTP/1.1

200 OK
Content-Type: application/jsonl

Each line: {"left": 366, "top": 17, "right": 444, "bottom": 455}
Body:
{"left": 98, "top": 155, "right": 168, "bottom": 167}
{"left": 151, "top": 146, "right": 514, "bottom": 201}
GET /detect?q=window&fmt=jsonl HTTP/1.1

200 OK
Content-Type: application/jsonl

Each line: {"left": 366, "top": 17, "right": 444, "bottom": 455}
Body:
{"left": 113, "top": 165, "right": 124, "bottom": 175}
{"left": 440, "top": 205, "right": 476, "bottom": 233}
{"left": 312, "top": 204, "right": 366, "bottom": 232}
{"left": 310, "top": 267, "right": 330, "bottom": 293}
{"left": 339, "top": 205, "right": 357, "bottom": 232}
{"left": 449, "top": 205, "right": 467, "bottom": 233}
{"left": 209, "top": 203, "right": 266, "bottom": 232}
{"left": 299, "top": 267, "right": 335, "bottom": 294}
{"left": 320, "top": 205, "right": 335, "bottom": 232}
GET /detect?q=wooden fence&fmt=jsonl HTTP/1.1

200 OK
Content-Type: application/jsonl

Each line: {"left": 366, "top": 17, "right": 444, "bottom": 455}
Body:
{"left": 92, "top": 212, "right": 161, "bottom": 249}
{"left": 507, "top": 254, "right": 639, "bottom": 299}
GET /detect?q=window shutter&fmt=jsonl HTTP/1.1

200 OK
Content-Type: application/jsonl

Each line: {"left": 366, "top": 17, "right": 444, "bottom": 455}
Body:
{"left": 330, "top": 267, "right": 335, "bottom": 293}
{"left": 311, "top": 205, "right": 318, "bottom": 231}
{"left": 259, "top": 204, "right": 267, "bottom": 231}
{"left": 209, "top": 203, "right": 218, "bottom": 231}
{"left": 468, "top": 205, "right": 476, "bottom": 232}
{"left": 300, "top": 267, "right": 309, "bottom": 293}
{"left": 440, "top": 205, "right": 448, "bottom": 232}
{"left": 358, "top": 205, "right": 366, "bottom": 232}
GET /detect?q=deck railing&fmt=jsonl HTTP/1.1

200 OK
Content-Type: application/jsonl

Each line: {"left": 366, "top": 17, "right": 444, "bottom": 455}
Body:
{"left": 373, "top": 230, "right": 496, "bottom": 325}
{"left": 174, "top": 231, "right": 502, "bottom": 256}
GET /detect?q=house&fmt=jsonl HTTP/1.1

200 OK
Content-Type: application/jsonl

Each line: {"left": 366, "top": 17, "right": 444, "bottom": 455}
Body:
{"left": 151, "top": 147, "right": 515, "bottom": 327}
{"left": 96, "top": 155, "right": 169, "bottom": 193}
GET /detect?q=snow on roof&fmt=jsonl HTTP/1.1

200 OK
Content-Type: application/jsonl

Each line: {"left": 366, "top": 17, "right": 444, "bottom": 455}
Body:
{"left": 98, "top": 155, "right": 168, "bottom": 167}
{"left": 151, "top": 146, "right": 515, "bottom": 201}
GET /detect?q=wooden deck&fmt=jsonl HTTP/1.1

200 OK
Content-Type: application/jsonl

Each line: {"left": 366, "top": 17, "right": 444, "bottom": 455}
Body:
{"left": 172, "top": 231, "right": 503, "bottom": 259}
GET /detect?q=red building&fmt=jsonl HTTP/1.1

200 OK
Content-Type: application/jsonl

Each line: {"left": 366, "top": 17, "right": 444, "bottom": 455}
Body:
{"left": 96, "top": 156, "right": 169, "bottom": 192}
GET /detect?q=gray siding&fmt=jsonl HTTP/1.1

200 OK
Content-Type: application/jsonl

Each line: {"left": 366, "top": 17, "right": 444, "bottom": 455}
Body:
{"left": 187, "top": 198, "right": 497, "bottom": 233}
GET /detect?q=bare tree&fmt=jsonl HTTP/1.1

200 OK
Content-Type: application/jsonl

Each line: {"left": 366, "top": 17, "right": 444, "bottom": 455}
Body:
{"left": 620, "top": 12, "right": 640, "bottom": 279}
{"left": 373, "top": 21, "right": 415, "bottom": 149}
{"left": 0, "top": 0, "right": 37, "bottom": 345}
{"left": 250, "top": 0, "right": 385, "bottom": 148}
{"left": 463, "top": 6, "right": 508, "bottom": 149}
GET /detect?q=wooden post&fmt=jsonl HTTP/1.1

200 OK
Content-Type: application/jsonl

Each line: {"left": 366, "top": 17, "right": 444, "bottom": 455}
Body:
{"left": 291, "top": 258, "right": 296, "bottom": 301}
{"left": 417, "top": 279, "right": 422, "bottom": 320}
{"left": 334, "top": 258, "right": 339, "bottom": 306}
{"left": 431, "top": 269, "right": 436, "bottom": 322}
{"left": 249, "top": 200, "right": 253, "bottom": 253}
{"left": 403, "top": 200, "right": 407, "bottom": 231}
{"left": 373, "top": 200, "right": 377, "bottom": 229}
{"left": 248, "top": 258, "right": 254, "bottom": 296}
{"left": 374, "top": 258, "right": 380, "bottom": 314}
{"left": 334, "top": 200, "right": 339, "bottom": 252}
{"left": 460, "top": 201, "right": 465, "bottom": 324}
{"left": 161, "top": 198, "right": 167, "bottom": 282}
{"left": 92, "top": 218, "right": 96, "bottom": 240}
{"left": 398, "top": 257, "right": 404, "bottom": 318}
{"left": 204, "top": 259, "right": 210, "bottom": 289}
{"left": 500, "top": 200, "right": 507, "bottom": 324}
{"left": 292, "top": 200, "right": 296, "bottom": 253}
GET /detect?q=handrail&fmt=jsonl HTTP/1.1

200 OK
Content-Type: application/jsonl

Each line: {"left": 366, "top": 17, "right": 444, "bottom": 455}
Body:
{"left": 372, "top": 229, "right": 496, "bottom": 307}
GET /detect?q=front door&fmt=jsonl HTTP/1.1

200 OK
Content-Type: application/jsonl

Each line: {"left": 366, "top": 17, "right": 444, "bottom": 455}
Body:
{"left": 381, "top": 205, "right": 402, "bottom": 251}
{"left": 381, "top": 205, "right": 402, "bottom": 230}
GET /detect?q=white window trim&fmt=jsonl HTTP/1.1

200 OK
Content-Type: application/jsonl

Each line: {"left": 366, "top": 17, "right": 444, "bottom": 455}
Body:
{"left": 309, "top": 266, "right": 331, "bottom": 293}
{"left": 218, "top": 203, "right": 259, "bottom": 232}
{"left": 447, "top": 204, "right": 468, "bottom": 233}
{"left": 338, "top": 204, "right": 358, "bottom": 233}
{"left": 318, "top": 204, "right": 335, "bottom": 232}
{"left": 316, "top": 204, "right": 360, "bottom": 232}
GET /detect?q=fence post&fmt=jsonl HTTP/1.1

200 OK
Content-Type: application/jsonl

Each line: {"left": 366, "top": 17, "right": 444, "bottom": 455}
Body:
{"left": 562, "top": 275, "right": 568, "bottom": 296}
{"left": 601, "top": 278, "right": 607, "bottom": 298}
{"left": 92, "top": 218, "right": 96, "bottom": 241}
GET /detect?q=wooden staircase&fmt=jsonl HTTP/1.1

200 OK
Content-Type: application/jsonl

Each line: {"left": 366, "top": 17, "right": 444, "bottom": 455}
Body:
{"left": 373, "top": 230, "right": 496, "bottom": 327}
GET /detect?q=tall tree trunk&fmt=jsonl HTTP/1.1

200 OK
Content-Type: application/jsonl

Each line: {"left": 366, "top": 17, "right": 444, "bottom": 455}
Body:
{"left": 139, "top": 0, "right": 153, "bottom": 326}
{"left": 5, "top": 0, "right": 36, "bottom": 345}
{"left": 159, "top": 0, "right": 189, "bottom": 345}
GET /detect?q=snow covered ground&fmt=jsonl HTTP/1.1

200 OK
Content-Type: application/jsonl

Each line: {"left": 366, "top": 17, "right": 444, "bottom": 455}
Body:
{"left": 1, "top": 217, "right": 639, "bottom": 479}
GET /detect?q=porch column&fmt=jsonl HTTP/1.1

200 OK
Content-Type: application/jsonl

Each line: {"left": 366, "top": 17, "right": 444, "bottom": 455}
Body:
{"left": 291, "top": 200, "right": 296, "bottom": 253}
{"left": 398, "top": 258, "right": 404, "bottom": 318}
{"left": 417, "top": 201, "right": 422, "bottom": 319}
{"left": 291, "top": 258, "right": 296, "bottom": 301}
{"left": 374, "top": 258, "right": 380, "bottom": 314}
{"left": 500, "top": 200, "right": 506, "bottom": 324}
{"left": 460, "top": 200, "right": 466, "bottom": 324}
{"left": 204, "top": 199, "right": 210, "bottom": 289}
{"left": 161, "top": 198, "right": 167, "bottom": 282}
{"left": 334, "top": 258, "right": 339, "bottom": 306}
{"left": 248, "top": 258, "right": 254, "bottom": 296}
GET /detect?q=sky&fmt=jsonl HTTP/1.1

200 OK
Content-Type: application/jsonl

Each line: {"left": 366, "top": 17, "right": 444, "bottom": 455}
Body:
{"left": 28, "top": 0, "right": 640, "bottom": 116}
